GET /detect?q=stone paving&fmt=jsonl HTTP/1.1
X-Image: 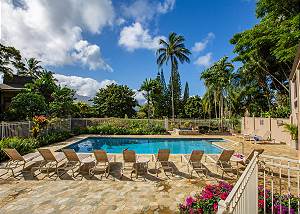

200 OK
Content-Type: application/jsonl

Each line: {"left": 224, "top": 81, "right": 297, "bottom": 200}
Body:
{"left": 0, "top": 134, "right": 298, "bottom": 213}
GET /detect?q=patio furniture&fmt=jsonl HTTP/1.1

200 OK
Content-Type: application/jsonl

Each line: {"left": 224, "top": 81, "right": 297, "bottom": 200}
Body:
{"left": 0, "top": 148, "right": 41, "bottom": 179}
{"left": 153, "top": 149, "right": 174, "bottom": 177}
{"left": 131, "top": 156, "right": 150, "bottom": 180}
{"left": 206, "top": 149, "right": 237, "bottom": 178}
{"left": 62, "top": 149, "right": 93, "bottom": 178}
{"left": 238, "top": 149, "right": 264, "bottom": 166}
{"left": 251, "top": 131, "right": 272, "bottom": 144}
{"left": 181, "top": 150, "right": 207, "bottom": 178}
{"left": 34, "top": 148, "right": 66, "bottom": 178}
{"left": 89, "top": 150, "right": 115, "bottom": 179}
{"left": 121, "top": 149, "right": 137, "bottom": 178}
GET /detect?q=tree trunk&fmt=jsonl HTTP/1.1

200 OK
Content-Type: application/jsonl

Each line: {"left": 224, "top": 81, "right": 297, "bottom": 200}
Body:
{"left": 171, "top": 67, "right": 175, "bottom": 121}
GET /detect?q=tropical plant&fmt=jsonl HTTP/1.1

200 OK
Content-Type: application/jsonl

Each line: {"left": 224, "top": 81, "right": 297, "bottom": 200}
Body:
{"left": 0, "top": 43, "right": 24, "bottom": 76}
{"left": 8, "top": 92, "right": 47, "bottom": 120}
{"left": 184, "top": 96, "right": 202, "bottom": 118}
{"left": 156, "top": 32, "right": 191, "bottom": 120}
{"left": 31, "top": 115, "right": 48, "bottom": 137}
{"left": 93, "top": 84, "right": 137, "bottom": 118}
{"left": 284, "top": 123, "right": 298, "bottom": 140}
{"left": 49, "top": 87, "right": 76, "bottom": 117}
{"left": 140, "top": 78, "right": 158, "bottom": 120}
{"left": 19, "top": 58, "right": 43, "bottom": 78}
{"left": 200, "top": 56, "right": 234, "bottom": 130}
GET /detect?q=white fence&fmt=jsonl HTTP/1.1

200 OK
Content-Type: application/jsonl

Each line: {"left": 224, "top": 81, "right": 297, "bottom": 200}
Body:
{"left": 218, "top": 153, "right": 300, "bottom": 214}
{"left": 218, "top": 152, "right": 259, "bottom": 214}
{"left": 0, "top": 118, "right": 71, "bottom": 139}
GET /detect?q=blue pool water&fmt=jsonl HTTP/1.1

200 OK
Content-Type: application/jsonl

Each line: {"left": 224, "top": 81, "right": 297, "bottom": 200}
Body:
{"left": 66, "top": 137, "right": 224, "bottom": 154}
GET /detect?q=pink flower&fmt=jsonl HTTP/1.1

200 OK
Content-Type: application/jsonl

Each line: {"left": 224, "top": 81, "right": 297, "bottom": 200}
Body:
{"left": 213, "top": 203, "right": 218, "bottom": 212}
{"left": 258, "top": 199, "right": 264, "bottom": 208}
{"left": 220, "top": 192, "right": 228, "bottom": 200}
{"left": 186, "top": 196, "right": 194, "bottom": 206}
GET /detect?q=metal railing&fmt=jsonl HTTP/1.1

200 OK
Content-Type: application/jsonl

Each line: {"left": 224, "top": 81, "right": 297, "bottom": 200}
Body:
{"left": 0, "top": 121, "right": 30, "bottom": 138}
{"left": 217, "top": 152, "right": 259, "bottom": 214}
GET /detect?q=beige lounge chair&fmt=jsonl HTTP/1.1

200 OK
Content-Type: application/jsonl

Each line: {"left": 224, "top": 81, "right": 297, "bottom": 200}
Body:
{"left": 62, "top": 149, "right": 92, "bottom": 177}
{"left": 0, "top": 148, "right": 41, "bottom": 178}
{"left": 238, "top": 149, "right": 264, "bottom": 166}
{"left": 121, "top": 149, "right": 137, "bottom": 178}
{"left": 153, "top": 149, "right": 174, "bottom": 177}
{"left": 182, "top": 150, "right": 207, "bottom": 178}
{"left": 35, "top": 148, "right": 66, "bottom": 178}
{"left": 89, "top": 150, "right": 114, "bottom": 179}
{"left": 207, "top": 150, "right": 236, "bottom": 178}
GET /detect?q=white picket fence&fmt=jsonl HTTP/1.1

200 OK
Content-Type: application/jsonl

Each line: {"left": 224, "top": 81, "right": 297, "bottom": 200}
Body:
{"left": 218, "top": 152, "right": 259, "bottom": 214}
{"left": 0, "top": 118, "right": 71, "bottom": 139}
{"left": 218, "top": 153, "right": 300, "bottom": 214}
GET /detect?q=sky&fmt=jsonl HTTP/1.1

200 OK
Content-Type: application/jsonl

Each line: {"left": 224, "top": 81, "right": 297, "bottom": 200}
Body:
{"left": 1, "top": 0, "right": 258, "bottom": 103}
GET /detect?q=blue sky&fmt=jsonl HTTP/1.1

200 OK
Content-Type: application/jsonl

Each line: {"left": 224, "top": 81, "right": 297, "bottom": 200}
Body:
{"left": 2, "top": 0, "right": 258, "bottom": 101}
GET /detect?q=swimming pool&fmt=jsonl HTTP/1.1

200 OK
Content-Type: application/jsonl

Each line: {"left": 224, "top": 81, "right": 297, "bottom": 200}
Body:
{"left": 65, "top": 137, "right": 225, "bottom": 154}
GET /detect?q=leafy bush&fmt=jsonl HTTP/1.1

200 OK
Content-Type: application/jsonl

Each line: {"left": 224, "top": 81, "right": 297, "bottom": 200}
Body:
{"left": 284, "top": 124, "right": 298, "bottom": 140}
{"left": 258, "top": 186, "right": 299, "bottom": 214}
{"left": 75, "top": 120, "right": 166, "bottom": 135}
{"left": 179, "top": 182, "right": 233, "bottom": 213}
{"left": 0, "top": 137, "right": 38, "bottom": 161}
{"left": 37, "top": 130, "right": 72, "bottom": 146}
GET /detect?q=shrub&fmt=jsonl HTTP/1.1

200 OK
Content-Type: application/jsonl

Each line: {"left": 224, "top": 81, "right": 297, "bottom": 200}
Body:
{"left": 258, "top": 186, "right": 299, "bottom": 214}
{"left": 76, "top": 120, "right": 166, "bottom": 135}
{"left": 0, "top": 137, "right": 38, "bottom": 161}
{"left": 179, "top": 181, "right": 233, "bottom": 213}
{"left": 37, "top": 130, "right": 72, "bottom": 146}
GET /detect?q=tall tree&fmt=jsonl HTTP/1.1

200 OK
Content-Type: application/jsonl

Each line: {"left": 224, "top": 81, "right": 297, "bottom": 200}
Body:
{"left": 93, "top": 84, "right": 137, "bottom": 118}
{"left": 168, "top": 68, "right": 182, "bottom": 117}
{"left": 0, "top": 44, "right": 25, "bottom": 76}
{"left": 19, "top": 58, "right": 43, "bottom": 78}
{"left": 200, "top": 56, "right": 234, "bottom": 130}
{"left": 230, "top": 0, "right": 300, "bottom": 113}
{"left": 183, "top": 82, "right": 189, "bottom": 104}
{"left": 140, "top": 78, "right": 157, "bottom": 120}
{"left": 156, "top": 32, "right": 191, "bottom": 120}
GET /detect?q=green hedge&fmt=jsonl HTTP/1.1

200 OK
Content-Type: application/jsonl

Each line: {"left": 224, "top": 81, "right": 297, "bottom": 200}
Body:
{"left": 37, "top": 130, "right": 72, "bottom": 146}
{"left": 75, "top": 120, "right": 166, "bottom": 135}
{"left": 0, "top": 130, "right": 72, "bottom": 161}
{"left": 0, "top": 137, "right": 38, "bottom": 162}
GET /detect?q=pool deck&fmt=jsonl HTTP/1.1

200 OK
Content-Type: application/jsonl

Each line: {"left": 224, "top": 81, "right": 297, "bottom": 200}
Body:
{"left": 0, "top": 134, "right": 299, "bottom": 213}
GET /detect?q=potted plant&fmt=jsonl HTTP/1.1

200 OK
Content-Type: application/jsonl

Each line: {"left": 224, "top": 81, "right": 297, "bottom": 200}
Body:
{"left": 284, "top": 124, "right": 298, "bottom": 150}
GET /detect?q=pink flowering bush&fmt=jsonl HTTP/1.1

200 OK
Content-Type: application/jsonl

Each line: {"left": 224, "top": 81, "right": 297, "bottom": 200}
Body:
{"left": 179, "top": 181, "right": 233, "bottom": 214}
{"left": 258, "top": 185, "right": 299, "bottom": 214}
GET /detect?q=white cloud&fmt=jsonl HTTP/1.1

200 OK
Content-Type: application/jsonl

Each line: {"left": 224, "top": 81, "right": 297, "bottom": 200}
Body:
{"left": 119, "top": 22, "right": 165, "bottom": 51}
{"left": 122, "top": 0, "right": 175, "bottom": 23}
{"left": 1, "top": 0, "right": 114, "bottom": 71}
{"left": 157, "top": 0, "right": 175, "bottom": 14}
{"left": 134, "top": 90, "right": 146, "bottom": 105}
{"left": 194, "top": 53, "right": 213, "bottom": 67}
{"left": 54, "top": 74, "right": 116, "bottom": 98}
{"left": 72, "top": 40, "right": 113, "bottom": 72}
{"left": 192, "top": 32, "right": 215, "bottom": 52}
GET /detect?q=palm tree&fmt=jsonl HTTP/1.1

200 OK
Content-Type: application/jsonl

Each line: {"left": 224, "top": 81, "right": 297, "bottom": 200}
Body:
{"left": 140, "top": 78, "right": 156, "bottom": 121}
{"left": 156, "top": 32, "right": 191, "bottom": 120}
{"left": 200, "top": 56, "right": 234, "bottom": 130}
{"left": 19, "top": 58, "right": 43, "bottom": 78}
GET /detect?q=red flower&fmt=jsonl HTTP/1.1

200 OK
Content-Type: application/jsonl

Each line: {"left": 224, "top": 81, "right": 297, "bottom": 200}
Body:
{"left": 220, "top": 192, "right": 228, "bottom": 200}
{"left": 213, "top": 203, "right": 218, "bottom": 212}
{"left": 258, "top": 199, "right": 264, "bottom": 208}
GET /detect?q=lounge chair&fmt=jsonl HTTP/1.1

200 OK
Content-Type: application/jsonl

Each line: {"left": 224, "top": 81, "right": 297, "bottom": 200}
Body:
{"left": 34, "top": 148, "right": 66, "bottom": 178}
{"left": 121, "top": 149, "right": 137, "bottom": 178}
{"left": 89, "top": 150, "right": 114, "bottom": 179}
{"left": 181, "top": 150, "right": 207, "bottom": 178}
{"left": 0, "top": 148, "right": 41, "bottom": 178}
{"left": 62, "top": 149, "right": 93, "bottom": 177}
{"left": 153, "top": 149, "right": 174, "bottom": 177}
{"left": 251, "top": 131, "right": 272, "bottom": 144}
{"left": 207, "top": 150, "right": 236, "bottom": 178}
{"left": 238, "top": 149, "right": 264, "bottom": 166}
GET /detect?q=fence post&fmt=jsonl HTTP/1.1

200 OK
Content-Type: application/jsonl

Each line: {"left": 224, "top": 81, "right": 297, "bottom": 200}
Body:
{"left": 164, "top": 118, "right": 169, "bottom": 130}
{"left": 1, "top": 121, "right": 4, "bottom": 139}
{"left": 28, "top": 120, "right": 31, "bottom": 137}
{"left": 69, "top": 117, "right": 72, "bottom": 131}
